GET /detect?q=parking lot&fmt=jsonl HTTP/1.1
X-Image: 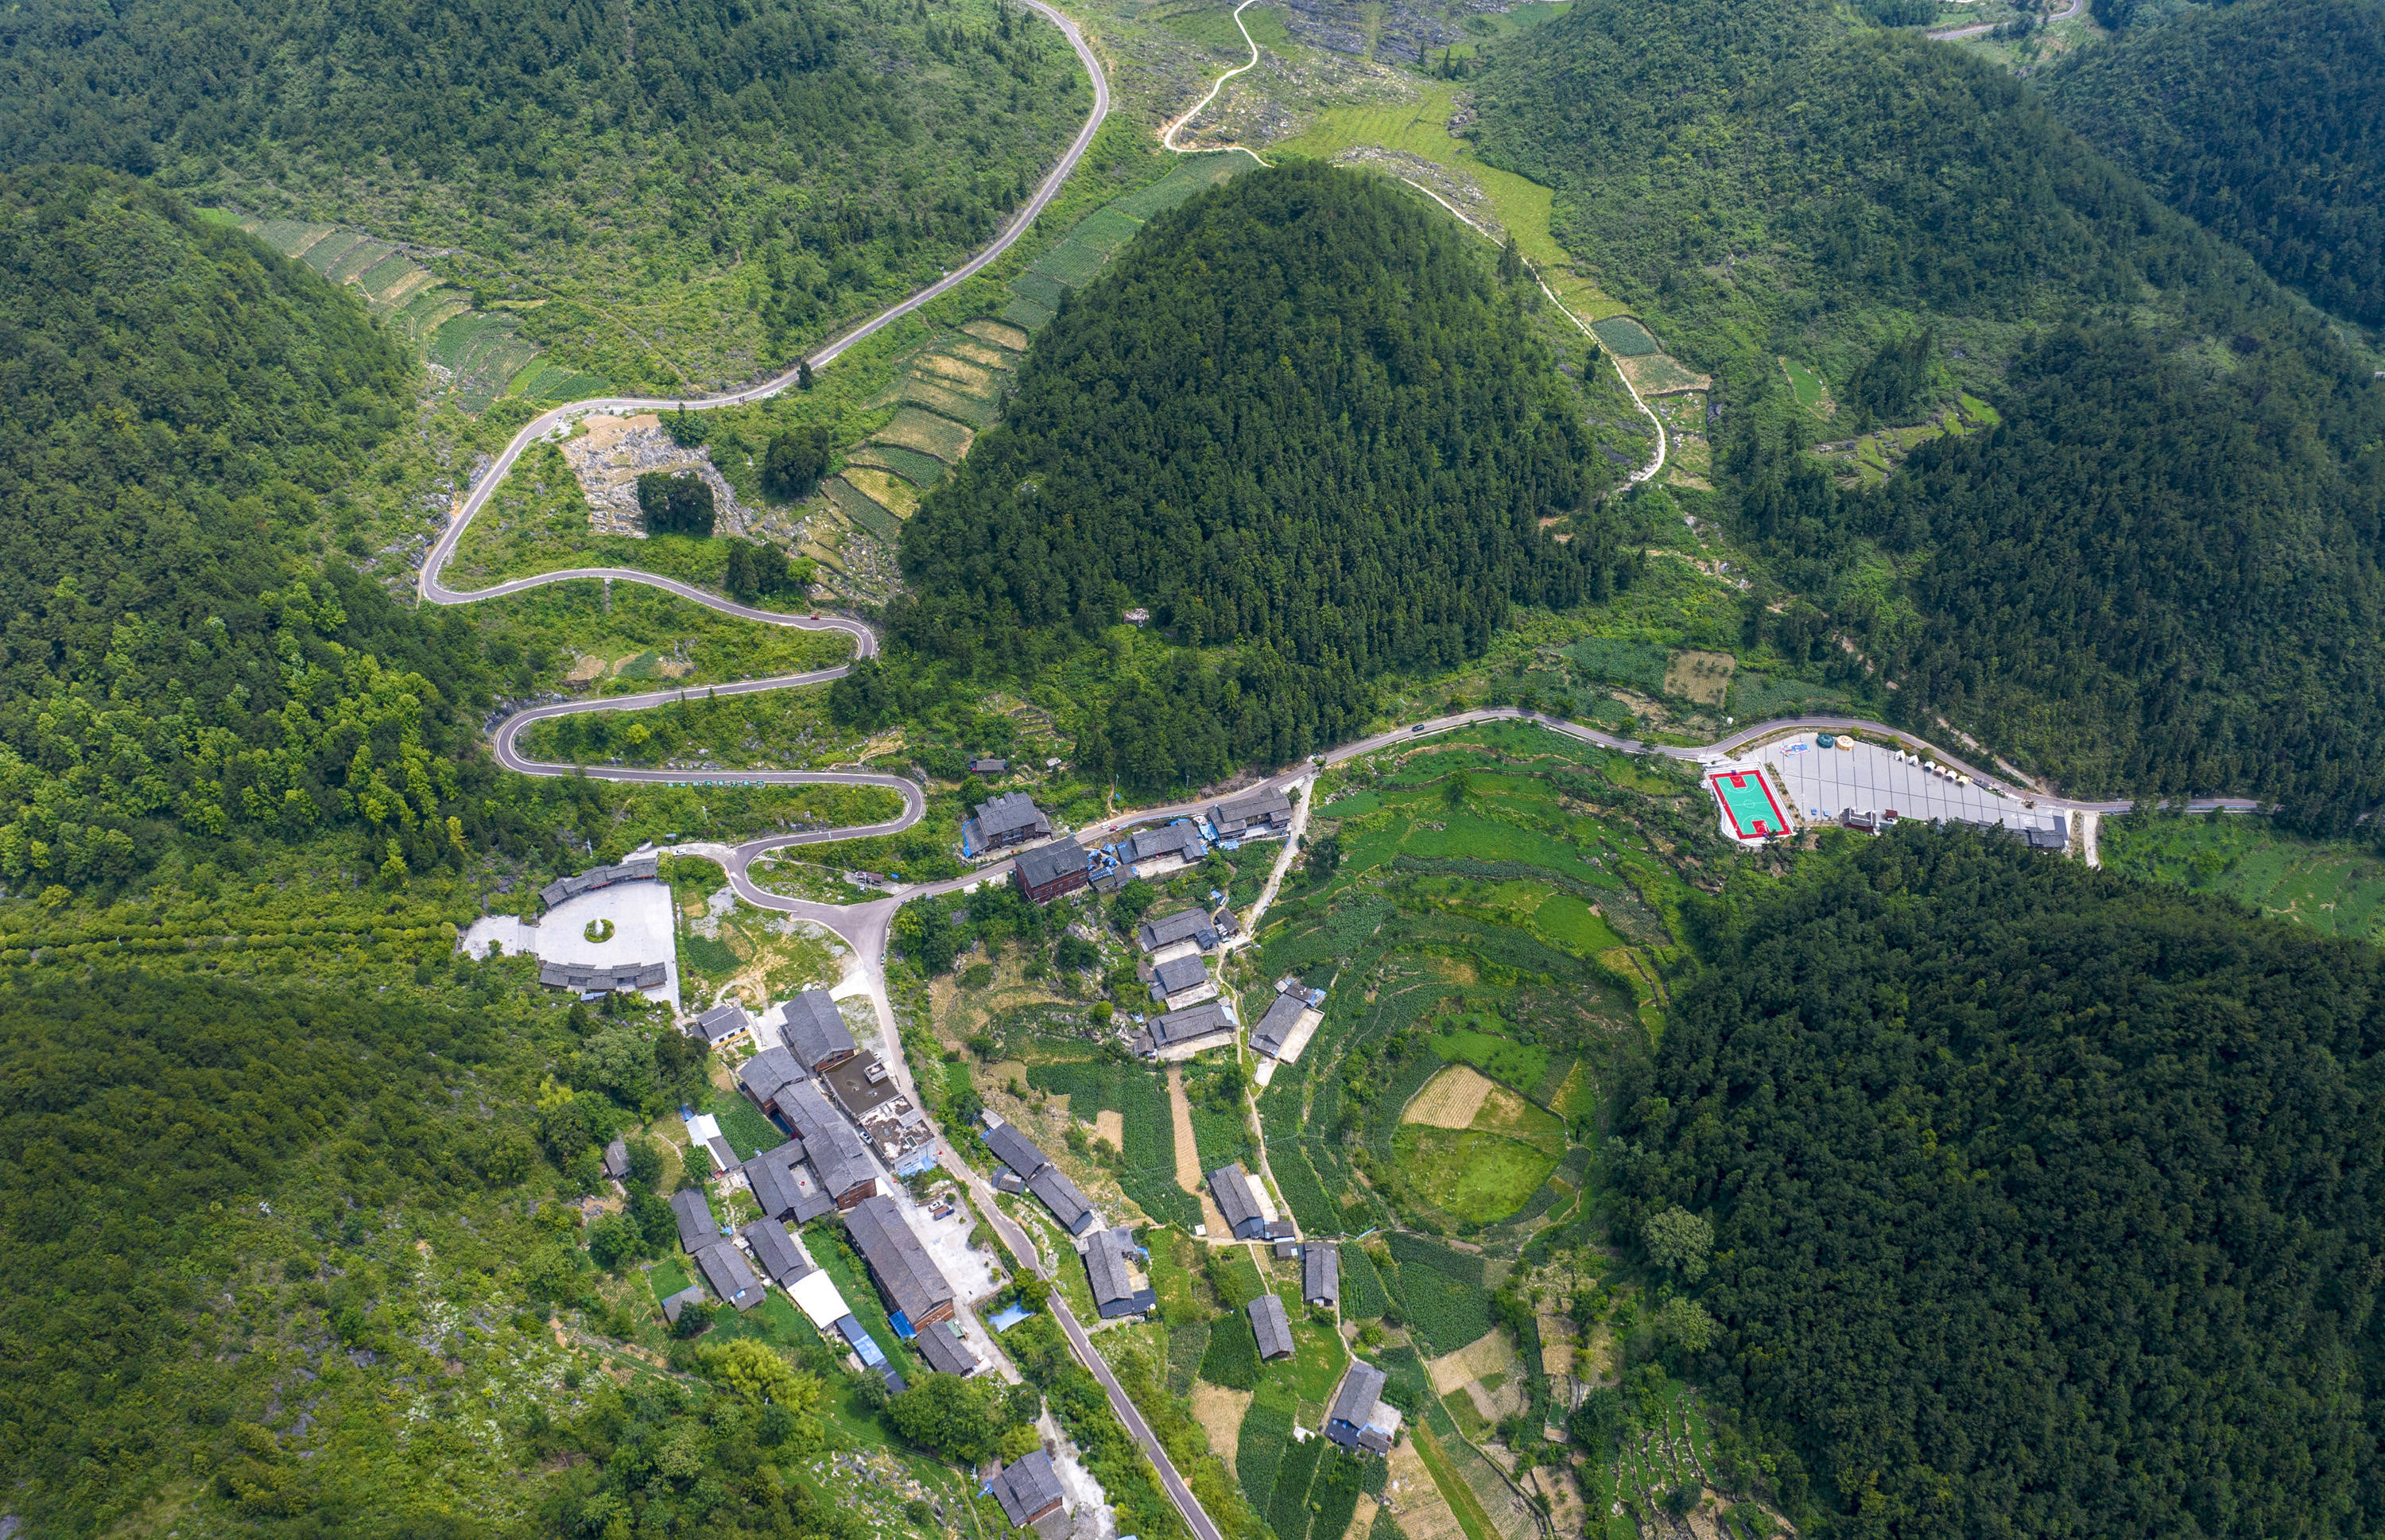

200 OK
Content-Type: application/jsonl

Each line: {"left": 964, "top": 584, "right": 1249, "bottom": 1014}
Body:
{"left": 458, "top": 879, "right": 681, "bottom": 1014}
{"left": 1767, "top": 735, "right": 2063, "bottom": 836}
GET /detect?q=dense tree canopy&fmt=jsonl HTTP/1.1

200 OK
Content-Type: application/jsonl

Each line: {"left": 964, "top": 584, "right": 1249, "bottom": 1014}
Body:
{"left": 2042, "top": 0, "right": 2385, "bottom": 326}
{"left": 1619, "top": 832, "right": 2385, "bottom": 1538}
{"left": 898, "top": 163, "right": 1635, "bottom": 790}
{"left": 1469, "top": 0, "right": 2385, "bottom": 824}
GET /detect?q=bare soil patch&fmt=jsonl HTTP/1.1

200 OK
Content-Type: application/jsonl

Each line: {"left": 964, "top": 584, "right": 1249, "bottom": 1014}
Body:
{"left": 1386, "top": 1438, "right": 1465, "bottom": 1540}
{"left": 1427, "top": 1331, "right": 1518, "bottom": 1395}
{"left": 1192, "top": 1383, "right": 1253, "bottom": 1474}
{"left": 1093, "top": 1109, "right": 1125, "bottom": 1148}
{"left": 1662, "top": 650, "right": 1736, "bottom": 707}
{"left": 1404, "top": 1064, "right": 1495, "bottom": 1130}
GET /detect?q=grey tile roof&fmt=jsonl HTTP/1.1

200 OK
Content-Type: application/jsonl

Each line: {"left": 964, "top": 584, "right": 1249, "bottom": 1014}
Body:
{"left": 1212, "top": 786, "right": 1293, "bottom": 837}
{"left": 1084, "top": 1226, "right": 1158, "bottom": 1317}
{"left": 742, "top": 1219, "right": 814, "bottom": 1287}
{"left": 990, "top": 1449, "right": 1067, "bottom": 1527}
{"left": 1251, "top": 990, "right": 1309, "bottom": 1057}
{"left": 913, "top": 1321, "right": 980, "bottom": 1377}
{"left": 1247, "top": 1292, "right": 1295, "bottom": 1360}
{"left": 1150, "top": 954, "right": 1209, "bottom": 999}
{"left": 538, "top": 960, "right": 668, "bottom": 991}
{"left": 693, "top": 1003, "right": 751, "bottom": 1045}
{"left": 1137, "top": 908, "right": 1215, "bottom": 953}
{"left": 781, "top": 989, "right": 856, "bottom": 1069}
{"left": 1014, "top": 840, "right": 1087, "bottom": 894}
{"left": 983, "top": 1120, "right": 1051, "bottom": 1181}
{"left": 1304, "top": 1242, "right": 1339, "bottom": 1306}
{"left": 1327, "top": 1361, "right": 1390, "bottom": 1448}
{"left": 670, "top": 1187, "right": 719, "bottom": 1253}
{"left": 696, "top": 1240, "right": 764, "bottom": 1311}
{"left": 538, "top": 852, "right": 661, "bottom": 910}
{"left": 1127, "top": 820, "right": 1206, "bottom": 864}
{"left": 603, "top": 1139, "right": 630, "bottom": 1179}
{"left": 779, "top": 1080, "right": 876, "bottom": 1201}
{"left": 845, "top": 1195, "right": 956, "bottom": 1325}
{"left": 970, "top": 791, "right": 1052, "bottom": 846}
{"left": 1028, "top": 1166, "right": 1097, "bottom": 1235}
{"left": 1208, "top": 1163, "right": 1267, "bottom": 1239}
{"left": 739, "top": 1045, "right": 809, "bottom": 1107}
{"left": 1150, "top": 999, "right": 1234, "bottom": 1049}
{"left": 661, "top": 1284, "right": 708, "bottom": 1325}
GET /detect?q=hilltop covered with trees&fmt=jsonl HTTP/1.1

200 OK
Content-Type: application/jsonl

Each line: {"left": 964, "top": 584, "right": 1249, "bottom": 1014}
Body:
{"left": 2041, "top": 0, "right": 2385, "bottom": 326}
{"left": 895, "top": 163, "right": 1637, "bottom": 793}
{"left": 1617, "top": 830, "right": 2385, "bottom": 1536}
{"left": 0, "top": 0, "right": 1091, "bottom": 381}
{"left": 1466, "top": 0, "right": 2385, "bottom": 828}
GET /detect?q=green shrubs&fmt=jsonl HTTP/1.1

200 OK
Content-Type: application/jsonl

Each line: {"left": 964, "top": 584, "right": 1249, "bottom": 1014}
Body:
{"left": 1030, "top": 1061, "right": 1200, "bottom": 1228}
{"left": 1265, "top": 1433, "right": 1325, "bottom": 1540}
{"left": 1235, "top": 1383, "right": 1296, "bottom": 1513}
{"left": 1198, "top": 1312, "right": 1262, "bottom": 1391}
{"left": 1339, "top": 1247, "right": 1393, "bottom": 1321}
{"left": 1388, "top": 1233, "right": 1492, "bottom": 1353}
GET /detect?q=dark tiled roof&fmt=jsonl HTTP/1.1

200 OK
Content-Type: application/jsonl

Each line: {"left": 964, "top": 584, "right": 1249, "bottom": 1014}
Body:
{"left": 1084, "top": 1226, "right": 1157, "bottom": 1317}
{"left": 1327, "top": 1361, "right": 1390, "bottom": 1449}
{"left": 1251, "top": 990, "right": 1309, "bottom": 1057}
{"left": 1150, "top": 999, "right": 1234, "bottom": 1049}
{"left": 983, "top": 1121, "right": 1051, "bottom": 1181}
{"left": 538, "top": 852, "right": 661, "bottom": 910}
{"left": 661, "top": 1285, "right": 708, "bottom": 1325}
{"left": 779, "top": 1080, "right": 875, "bottom": 1200}
{"left": 1247, "top": 1292, "right": 1295, "bottom": 1360}
{"left": 693, "top": 1003, "right": 751, "bottom": 1045}
{"left": 845, "top": 1195, "right": 956, "bottom": 1324}
{"left": 603, "top": 1139, "right": 630, "bottom": 1179}
{"left": 1212, "top": 786, "right": 1293, "bottom": 836}
{"left": 742, "top": 1219, "right": 814, "bottom": 1286}
{"left": 781, "top": 989, "right": 856, "bottom": 1069}
{"left": 670, "top": 1187, "right": 718, "bottom": 1253}
{"left": 913, "top": 1321, "right": 980, "bottom": 1376}
{"left": 696, "top": 1241, "right": 763, "bottom": 1311}
{"left": 1154, "top": 1000, "right": 1235, "bottom": 1042}
{"left": 1137, "top": 908, "right": 1215, "bottom": 952}
{"left": 971, "top": 791, "right": 1052, "bottom": 845}
{"left": 1304, "top": 1242, "right": 1339, "bottom": 1305}
{"left": 1028, "top": 1166, "right": 1097, "bottom": 1235}
{"left": 1150, "top": 954, "right": 1209, "bottom": 998}
{"left": 990, "top": 1449, "right": 1066, "bottom": 1527}
{"left": 1014, "top": 840, "right": 1087, "bottom": 893}
{"left": 1127, "top": 821, "right": 1205, "bottom": 864}
{"left": 739, "top": 1045, "right": 809, "bottom": 1106}
{"left": 1208, "top": 1163, "right": 1267, "bottom": 1238}
{"left": 538, "top": 960, "right": 667, "bottom": 991}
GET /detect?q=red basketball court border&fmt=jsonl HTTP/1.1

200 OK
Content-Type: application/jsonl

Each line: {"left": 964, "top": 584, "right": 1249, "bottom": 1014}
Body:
{"left": 1708, "top": 766, "right": 1792, "bottom": 842}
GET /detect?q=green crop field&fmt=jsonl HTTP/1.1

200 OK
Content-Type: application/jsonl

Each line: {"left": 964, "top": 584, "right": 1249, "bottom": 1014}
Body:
{"left": 1002, "top": 296, "right": 1056, "bottom": 332}
{"left": 2101, "top": 814, "right": 2385, "bottom": 941}
{"left": 1779, "top": 355, "right": 1828, "bottom": 410}
{"left": 1010, "top": 270, "right": 1070, "bottom": 309}
{"left": 1591, "top": 316, "right": 1662, "bottom": 356}
{"left": 1563, "top": 634, "right": 1673, "bottom": 692}
{"left": 1427, "top": 1023, "right": 1549, "bottom": 1091}
{"left": 1394, "top": 1124, "right": 1560, "bottom": 1222}
{"left": 860, "top": 442, "right": 951, "bottom": 487}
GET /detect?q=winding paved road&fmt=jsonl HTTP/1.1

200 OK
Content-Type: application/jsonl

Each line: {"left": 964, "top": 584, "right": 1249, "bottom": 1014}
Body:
{"left": 1929, "top": 0, "right": 2088, "bottom": 42}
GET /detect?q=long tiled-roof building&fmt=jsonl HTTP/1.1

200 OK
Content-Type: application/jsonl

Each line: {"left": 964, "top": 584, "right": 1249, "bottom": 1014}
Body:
{"left": 1247, "top": 1292, "right": 1295, "bottom": 1361}
{"left": 1084, "top": 1226, "right": 1158, "bottom": 1318}
{"left": 1208, "top": 1163, "right": 1270, "bottom": 1239}
{"left": 1324, "top": 1361, "right": 1403, "bottom": 1453}
{"left": 670, "top": 1188, "right": 719, "bottom": 1252}
{"left": 1303, "top": 1242, "right": 1339, "bottom": 1308}
{"left": 1015, "top": 840, "right": 1088, "bottom": 905}
{"left": 964, "top": 791, "right": 1053, "bottom": 855}
{"left": 778, "top": 1080, "right": 878, "bottom": 1208}
{"left": 845, "top": 1194, "right": 957, "bottom": 1329}
{"left": 780, "top": 989, "right": 859, "bottom": 1071}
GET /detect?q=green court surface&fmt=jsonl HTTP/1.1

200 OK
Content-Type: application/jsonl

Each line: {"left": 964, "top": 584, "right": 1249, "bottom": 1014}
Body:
{"left": 1709, "top": 768, "right": 1788, "bottom": 840}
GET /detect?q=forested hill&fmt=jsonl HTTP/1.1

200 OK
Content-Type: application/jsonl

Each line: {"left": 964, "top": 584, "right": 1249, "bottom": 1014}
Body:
{"left": 2041, "top": 0, "right": 2385, "bottom": 327}
{"left": 1466, "top": 0, "right": 2385, "bottom": 827}
{"left": 1467, "top": 0, "right": 2303, "bottom": 361}
{"left": 0, "top": 0, "right": 1088, "bottom": 381}
{"left": 1622, "top": 831, "right": 2385, "bottom": 1538}
{"left": 894, "top": 163, "right": 1635, "bottom": 792}
{"left": 0, "top": 169, "right": 499, "bottom": 888}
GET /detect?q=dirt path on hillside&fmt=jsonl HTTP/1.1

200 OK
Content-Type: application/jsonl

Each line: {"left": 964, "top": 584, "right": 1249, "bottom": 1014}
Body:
{"left": 1171, "top": 1066, "right": 1234, "bottom": 1236}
